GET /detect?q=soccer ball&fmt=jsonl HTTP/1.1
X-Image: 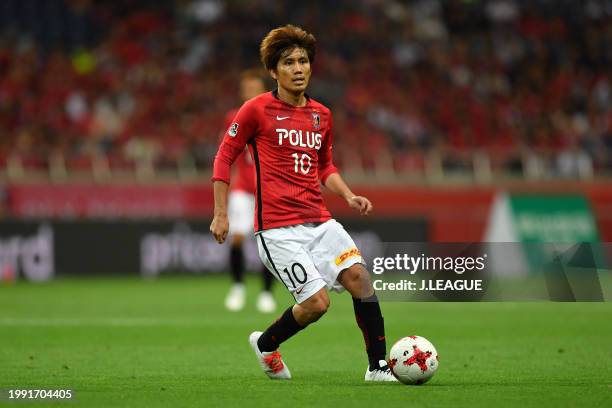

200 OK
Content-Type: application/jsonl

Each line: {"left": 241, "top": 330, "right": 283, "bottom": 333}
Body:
{"left": 389, "top": 336, "right": 438, "bottom": 385}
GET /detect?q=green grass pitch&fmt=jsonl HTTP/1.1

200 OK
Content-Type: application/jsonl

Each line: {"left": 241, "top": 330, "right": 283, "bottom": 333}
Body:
{"left": 1, "top": 275, "right": 611, "bottom": 407}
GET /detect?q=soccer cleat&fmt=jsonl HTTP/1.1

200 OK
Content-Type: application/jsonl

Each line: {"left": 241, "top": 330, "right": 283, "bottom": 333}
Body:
{"left": 364, "top": 360, "right": 399, "bottom": 382}
{"left": 256, "top": 291, "right": 277, "bottom": 313}
{"left": 248, "top": 331, "right": 291, "bottom": 380}
{"left": 225, "top": 284, "right": 246, "bottom": 311}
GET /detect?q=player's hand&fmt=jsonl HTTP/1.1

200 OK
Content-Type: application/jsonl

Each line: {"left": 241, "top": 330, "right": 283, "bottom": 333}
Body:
{"left": 347, "top": 195, "right": 373, "bottom": 216}
{"left": 210, "top": 214, "right": 229, "bottom": 244}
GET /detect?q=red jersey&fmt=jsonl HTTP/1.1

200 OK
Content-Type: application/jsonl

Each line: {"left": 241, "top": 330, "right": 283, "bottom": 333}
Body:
{"left": 213, "top": 91, "right": 338, "bottom": 231}
{"left": 223, "top": 109, "right": 256, "bottom": 194}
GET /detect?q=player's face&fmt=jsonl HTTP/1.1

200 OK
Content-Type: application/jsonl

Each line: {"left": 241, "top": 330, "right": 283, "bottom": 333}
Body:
{"left": 240, "top": 77, "right": 265, "bottom": 101}
{"left": 271, "top": 47, "right": 311, "bottom": 94}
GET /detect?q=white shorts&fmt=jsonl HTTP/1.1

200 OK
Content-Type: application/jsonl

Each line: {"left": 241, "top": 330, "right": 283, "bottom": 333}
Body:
{"left": 256, "top": 219, "right": 364, "bottom": 304}
{"left": 228, "top": 190, "right": 255, "bottom": 236}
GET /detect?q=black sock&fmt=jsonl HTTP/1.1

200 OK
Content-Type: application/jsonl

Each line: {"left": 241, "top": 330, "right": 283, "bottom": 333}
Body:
{"left": 353, "top": 294, "right": 387, "bottom": 370}
{"left": 262, "top": 266, "right": 274, "bottom": 292}
{"left": 257, "top": 306, "right": 304, "bottom": 352}
{"left": 229, "top": 245, "right": 244, "bottom": 284}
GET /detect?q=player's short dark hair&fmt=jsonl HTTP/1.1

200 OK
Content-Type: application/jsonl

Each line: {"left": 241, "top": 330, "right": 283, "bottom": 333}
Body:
{"left": 259, "top": 25, "right": 316, "bottom": 71}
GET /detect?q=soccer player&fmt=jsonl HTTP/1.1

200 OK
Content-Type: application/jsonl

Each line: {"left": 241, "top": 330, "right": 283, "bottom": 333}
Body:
{"left": 223, "top": 69, "right": 277, "bottom": 314}
{"left": 210, "top": 25, "right": 396, "bottom": 382}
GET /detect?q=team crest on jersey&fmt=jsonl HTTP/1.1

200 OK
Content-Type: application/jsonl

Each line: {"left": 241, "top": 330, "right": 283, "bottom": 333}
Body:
{"left": 228, "top": 122, "right": 239, "bottom": 137}
{"left": 312, "top": 112, "right": 320, "bottom": 130}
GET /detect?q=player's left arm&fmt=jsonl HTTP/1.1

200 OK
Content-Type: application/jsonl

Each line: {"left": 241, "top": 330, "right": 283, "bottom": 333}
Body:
{"left": 318, "top": 113, "right": 372, "bottom": 216}
{"left": 324, "top": 173, "right": 373, "bottom": 216}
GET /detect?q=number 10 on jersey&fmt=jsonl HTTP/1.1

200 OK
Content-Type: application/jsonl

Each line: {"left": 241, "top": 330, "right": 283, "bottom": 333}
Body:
{"left": 292, "top": 152, "right": 312, "bottom": 174}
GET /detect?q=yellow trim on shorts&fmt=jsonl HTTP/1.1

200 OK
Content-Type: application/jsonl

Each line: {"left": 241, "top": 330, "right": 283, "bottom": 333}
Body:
{"left": 335, "top": 248, "right": 361, "bottom": 266}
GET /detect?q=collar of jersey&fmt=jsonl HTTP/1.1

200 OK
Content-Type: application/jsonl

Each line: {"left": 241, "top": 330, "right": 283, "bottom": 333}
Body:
{"left": 272, "top": 89, "right": 311, "bottom": 108}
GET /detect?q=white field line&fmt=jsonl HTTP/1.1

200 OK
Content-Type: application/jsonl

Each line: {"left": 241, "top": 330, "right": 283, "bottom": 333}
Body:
{"left": 0, "top": 317, "right": 206, "bottom": 327}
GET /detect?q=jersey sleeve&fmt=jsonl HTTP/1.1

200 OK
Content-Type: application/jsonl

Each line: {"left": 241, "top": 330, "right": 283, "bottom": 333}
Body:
{"left": 212, "top": 102, "right": 259, "bottom": 184}
{"left": 218, "top": 108, "right": 238, "bottom": 143}
{"left": 318, "top": 112, "right": 339, "bottom": 184}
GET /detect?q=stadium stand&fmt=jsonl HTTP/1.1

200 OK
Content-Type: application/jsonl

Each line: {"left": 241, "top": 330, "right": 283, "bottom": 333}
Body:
{"left": 0, "top": 0, "right": 610, "bottom": 182}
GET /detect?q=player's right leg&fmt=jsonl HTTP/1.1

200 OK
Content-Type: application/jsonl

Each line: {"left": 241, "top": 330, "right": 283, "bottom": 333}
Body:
{"left": 249, "top": 227, "right": 328, "bottom": 379}
{"left": 249, "top": 289, "right": 328, "bottom": 379}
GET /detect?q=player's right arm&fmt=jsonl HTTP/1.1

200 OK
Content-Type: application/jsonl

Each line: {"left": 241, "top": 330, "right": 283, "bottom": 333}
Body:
{"left": 210, "top": 180, "right": 230, "bottom": 243}
{"left": 210, "top": 102, "right": 258, "bottom": 244}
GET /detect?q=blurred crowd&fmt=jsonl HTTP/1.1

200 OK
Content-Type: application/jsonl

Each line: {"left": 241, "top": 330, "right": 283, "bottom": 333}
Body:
{"left": 0, "top": 0, "right": 610, "bottom": 179}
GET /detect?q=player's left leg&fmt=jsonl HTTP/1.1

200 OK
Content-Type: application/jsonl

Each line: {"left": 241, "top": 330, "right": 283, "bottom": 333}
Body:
{"left": 337, "top": 264, "right": 396, "bottom": 381}
{"left": 309, "top": 219, "right": 397, "bottom": 382}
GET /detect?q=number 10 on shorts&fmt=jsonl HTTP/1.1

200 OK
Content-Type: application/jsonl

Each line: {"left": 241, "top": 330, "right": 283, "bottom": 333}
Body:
{"left": 283, "top": 262, "right": 308, "bottom": 288}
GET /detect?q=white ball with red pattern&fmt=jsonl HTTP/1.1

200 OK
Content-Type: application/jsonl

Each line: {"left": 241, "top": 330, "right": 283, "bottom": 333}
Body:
{"left": 389, "top": 335, "right": 439, "bottom": 385}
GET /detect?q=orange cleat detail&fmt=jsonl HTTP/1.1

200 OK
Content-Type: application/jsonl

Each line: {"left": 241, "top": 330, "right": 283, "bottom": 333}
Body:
{"left": 263, "top": 351, "right": 285, "bottom": 373}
